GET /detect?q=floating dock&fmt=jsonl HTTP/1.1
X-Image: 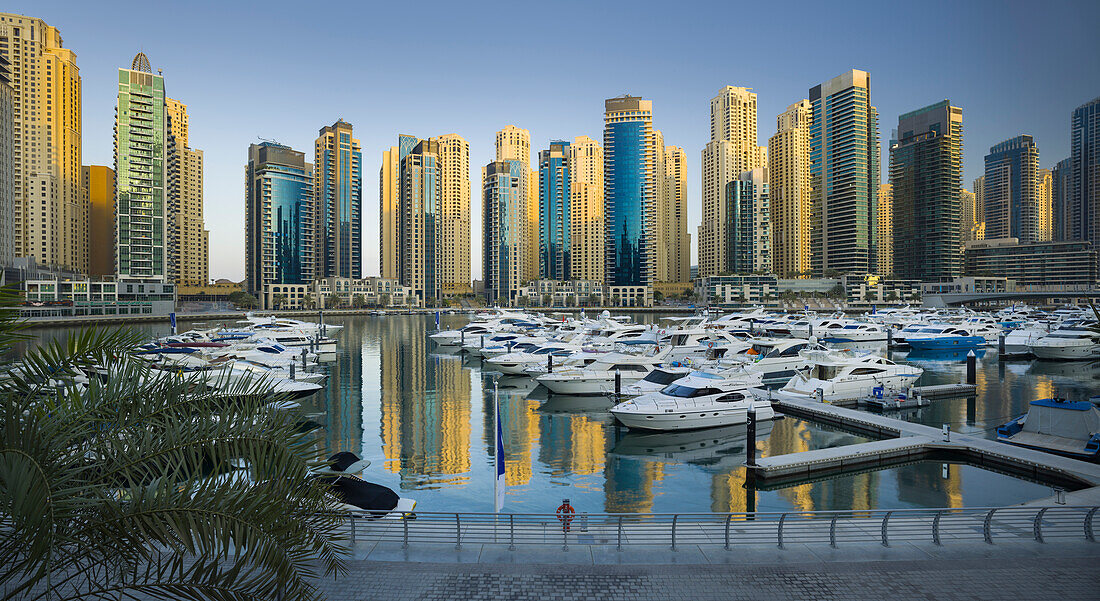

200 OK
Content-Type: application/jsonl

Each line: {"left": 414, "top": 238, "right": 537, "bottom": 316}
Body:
{"left": 755, "top": 395, "right": 1100, "bottom": 493}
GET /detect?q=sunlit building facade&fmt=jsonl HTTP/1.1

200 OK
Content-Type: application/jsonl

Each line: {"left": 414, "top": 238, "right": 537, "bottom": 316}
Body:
{"left": 1038, "top": 168, "right": 1053, "bottom": 241}
{"left": 434, "top": 134, "right": 471, "bottom": 295}
{"left": 165, "top": 97, "right": 208, "bottom": 285}
{"left": 539, "top": 140, "right": 570, "bottom": 280}
{"left": 768, "top": 99, "right": 812, "bottom": 278}
{"left": 397, "top": 137, "right": 440, "bottom": 302}
{"left": 604, "top": 96, "right": 657, "bottom": 287}
{"left": 483, "top": 159, "right": 527, "bottom": 302}
{"left": 659, "top": 144, "right": 689, "bottom": 282}
{"left": 314, "top": 119, "right": 362, "bottom": 278}
{"left": 245, "top": 141, "right": 314, "bottom": 297}
{"left": 569, "top": 136, "right": 604, "bottom": 283}
{"left": 877, "top": 183, "right": 893, "bottom": 276}
{"left": 83, "top": 166, "right": 115, "bottom": 277}
{"left": 494, "top": 125, "right": 537, "bottom": 284}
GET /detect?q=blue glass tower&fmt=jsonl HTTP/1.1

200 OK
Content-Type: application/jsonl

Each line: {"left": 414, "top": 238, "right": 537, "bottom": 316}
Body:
{"left": 539, "top": 140, "right": 570, "bottom": 280}
{"left": 603, "top": 96, "right": 655, "bottom": 287}
{"left": 245, "top": 142, "right": 314, "bottom": 295}
{"left": 983, "top": 135, "right": 1040, "bottom": 242}
{"left": 1071, "top": 97, "right": 1099, "bottom": 246}
{"left": 483, "top": 160, "right": 526, "bottom": 302}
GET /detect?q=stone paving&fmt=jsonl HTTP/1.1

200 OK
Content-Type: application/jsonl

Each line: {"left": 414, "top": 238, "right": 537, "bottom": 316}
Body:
{"left": 310, "top": 542, "right": 1100, "bottom": 600}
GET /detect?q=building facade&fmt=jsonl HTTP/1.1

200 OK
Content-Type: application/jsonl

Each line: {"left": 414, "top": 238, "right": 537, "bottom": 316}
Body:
{"left": 397, "top": 137, "right": 440, "bottom": 303}
{"left": 983, "top": 135, "right": 1041, "bottom": 243}
{"left": 604, "top": 96, "right": 657, "bottom": 287}
{"left": 0, "top": 14, "right": 84, "bottom": 272}
{"left": 809, "top": 69, "right": 880, "bottom": 276}
{"left": 1038, "top": 168, "right": 1053, "bottom": 241}
{"left": 965, "top": 238, "right": 1098, "bottom": 287}
{"left": 699, "top": 86, "right": 764, "bottom": 278}
{"left": 115, "top": 53, "right": 168, "bottom": 282}
{"left": 434, "top": 134, "right": 471, "bottom": 295}
{"left": 482, "top": 160, "right": 527, "bottom": 303}
{"left": 245, "top": 141, "right": 314, "bottom": 296}
{"left": 0, "top": 51, "right": 13, "bottom": 268}
{"left": 877, "top": 183, "right": 893, "bottom": 276}
{"left": 314, "top": 119, "right": 362, "bottom": 279}
{"left": 724, "top": 168, "right": 771, "bottom": 275}
{"left": 658, "top": 144, "right": 689, "bottom": 282}
{"left": 1052, "top": 157, "right": 1074, "bottom": 241}
{"left": 768, "top": 99, "right": 812, "bottom": 278}
{"left": 165, "top": 97, "right": 208, "bottom": 285}
{"left": 569, "top": 136, "right": 604, "bottom": 283}
{"left": 494, "top": 125, "right": 537, "bottom": 283}
{"left": 1071, "top": 97, "right": 1099, "bottom": 247}
{"left": 889, "top": 100, "right": 963, "bottom": 281}
{"left": 960, "top": 189, "right": 979, "bottom": 242}
{"left": 83, "top": 166, "right": 114, "bottom": 277}
{"left": 539, "top": 140, "right": 570, "bottom": 280}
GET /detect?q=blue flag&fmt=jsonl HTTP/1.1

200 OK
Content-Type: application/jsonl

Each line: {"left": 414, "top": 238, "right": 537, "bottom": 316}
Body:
{"left": 494, "top": 383, "right": 505, "bottom": 512}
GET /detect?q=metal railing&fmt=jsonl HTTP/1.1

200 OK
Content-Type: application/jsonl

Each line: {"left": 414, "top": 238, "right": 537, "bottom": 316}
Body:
{"left": 335, "top": 506, "right": 1098, "bottom": 550}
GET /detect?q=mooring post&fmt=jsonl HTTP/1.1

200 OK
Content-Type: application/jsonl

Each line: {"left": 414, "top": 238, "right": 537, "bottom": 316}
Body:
{"left": 615, "top": 369, "right": 622, "bottom": 404}
{"left": 887, "top": 327, "right": 893, "bottom": 348}
{"left": 966, "top": 350, "right": 976, "bottom": 385}
{"left": 746, "top": 403, "right": 757, "bottom": 467}
{"left": 547, "top": 353, "right": 553, "bottom": 374}
{"left": 289, "top": 362, "right": 295, "bottom": 380}
{"left": 998, "top": 332, "right": 1006, "bottom": 357}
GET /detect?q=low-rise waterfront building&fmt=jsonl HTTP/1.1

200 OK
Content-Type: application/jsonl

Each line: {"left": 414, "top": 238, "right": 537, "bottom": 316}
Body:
{"left": 697, "top": 275, "right": 779, "bottom": 307}
{"left": 964, "top": 237, "right": 1099, "bottom": 287}
{"left": 920, "top": 277, "right": 1015, "bottom": 295}
{"left": 263, "top": 277, "right": 418, "bottom": 310}
{"left": 841, "top": 275, "right": 921, "bottom": 305}
{"left": 514, "top": 279, "right": 606, "bottom": 306}
{"left": 23, "top": 276, "right": 174, "bottom": 316}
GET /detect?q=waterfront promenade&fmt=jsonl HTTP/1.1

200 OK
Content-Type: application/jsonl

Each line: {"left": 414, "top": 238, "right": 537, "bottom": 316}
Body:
{"left": 311, "top": 545, "right": 1099, "bottom": 600}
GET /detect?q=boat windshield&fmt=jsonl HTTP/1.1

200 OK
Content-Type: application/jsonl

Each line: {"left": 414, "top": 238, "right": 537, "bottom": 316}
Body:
{"left": 659, "top": 384, "right": 725, "bottom": 398}
{"left": 642, "top": 370, "right": 683, "bottom": 385}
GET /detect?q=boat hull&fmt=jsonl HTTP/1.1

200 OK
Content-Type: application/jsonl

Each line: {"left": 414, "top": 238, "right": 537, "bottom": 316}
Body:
{"left": 612, "top": 403, "right": 776, "bottom": 432}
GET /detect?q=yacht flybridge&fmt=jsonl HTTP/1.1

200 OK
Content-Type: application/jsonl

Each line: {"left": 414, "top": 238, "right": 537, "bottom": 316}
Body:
{"left": 756, "top": 350, "right": 923, "bottom": 404}
{"left": 610, "top": 374, "right": 772, "bottom": 431}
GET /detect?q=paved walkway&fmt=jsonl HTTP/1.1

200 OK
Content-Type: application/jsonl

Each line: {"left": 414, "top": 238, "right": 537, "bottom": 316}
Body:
{"left": 313, "top": 541, "right": 1100, "bottom": 600}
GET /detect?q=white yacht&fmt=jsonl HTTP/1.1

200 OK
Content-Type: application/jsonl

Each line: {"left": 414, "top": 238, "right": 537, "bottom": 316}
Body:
{"left": 724, "top": 338, "right": 817, "bottom": 383}
{"left": 758, "top": 351, "right": 923, "bottom": 404}
{"left": 485, "top": 342, "right": 588, "bottom": 375}
{"left": 1031, "top": 328, "right": 1100, "bottom": 360}
{"left": 1002, "top": 324, "right": 1050, "bottom": 358}
{"left": 610, "top": 374, "right": 773, "bottom": 431}
{"left": 621, "top": 366, "right": 708, "bottom": 396}
{"left": 536, "top": 352, "right": 668, "bottom": 395}
{"left": 243, "top": 313, "right": 343, "bottom": 335}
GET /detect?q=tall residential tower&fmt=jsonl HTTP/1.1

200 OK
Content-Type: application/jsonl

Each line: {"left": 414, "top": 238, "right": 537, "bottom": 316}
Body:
{"left": 604, "top": 96, "right": 657, "bottom": 287}
{"left": 983, "top": 135, "right": 1041, "bottom": 242}
{"left": 245, "top": 141, "right": 314, "bottom": 297}
{"left": 768, "top": 99, "right": 813, "bottom": 277}
{"left": 314, "top": 119, "right": 362, "bottom": 278}
{"left": 539, "top": 140, "right": 570, "bottom": 280}
{"left": 568, "top": 136, "right": 604, "bottom": 283}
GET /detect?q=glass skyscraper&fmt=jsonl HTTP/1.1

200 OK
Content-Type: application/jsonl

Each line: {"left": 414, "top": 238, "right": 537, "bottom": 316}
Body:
{"left": 245, "top": 141, "right": 314, "bottom": 295}
{"left": 889, "top": 100, "right": 963, "bottom": 281}
{"left": 115, "top": 53, "right": 167, "bottom": 281}
{"left": 483, "top": 160, "right": 526, "bottom": 302}
{"left": 398, "top": 137, "right": 441, "bottom": 302}
{"left": 539, "top": 140, "right": 570, "bottom": 280}
{"left": 314, "top": 120, "right": 362, "bottom": 278}
{"left": 1071, "top": 97, "right": 1099, "bottom": 246}
{"left": 603, "top": 96, "right": 656, "bottom": 287}
{"left": 983, "top": 135, "right": 1041, "bottom": 242}
{"left": 724, "top": 168, "right": 770, "bottom": 274}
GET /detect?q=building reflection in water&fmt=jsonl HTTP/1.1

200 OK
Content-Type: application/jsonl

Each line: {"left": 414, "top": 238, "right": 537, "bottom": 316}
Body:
{"left": 379, "top": 315, "right": 471, "bottom": 488}
{"left": 482, "top": 379, "right": 541, "bottom": 487}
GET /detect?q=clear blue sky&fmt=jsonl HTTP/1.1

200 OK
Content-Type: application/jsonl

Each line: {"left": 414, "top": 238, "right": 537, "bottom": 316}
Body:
{"left": 14, "top": 0, "right": 1100, "bottom": 281}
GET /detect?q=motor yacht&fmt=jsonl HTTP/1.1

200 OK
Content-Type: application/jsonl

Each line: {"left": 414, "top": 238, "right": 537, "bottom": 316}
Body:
{"left": 535, "top": 352, "right": 669, "bottom": 395}
{"left": 758, "top": 351, "right": 923, "bottom": 404}
{"left": 485, "top": 342, "right": 588, "bottom": 375}
{"left": 997, "top": 398, "right": 1100, "bottom": 461}
{"left": 622, "top": 367, "right": 711, "bottom": 396}
{"left": 610, "top": 374, "right": 773, "bottom": 431}
{"left": 1002, "top": 324, "right": 1050, "bottom": 358}
{"left": 904, "top": 326, "right": 986, "bottom": 351}
{"left": 723, "top": 338, "right": 817, "bottom": 383}
{"left": 1031, "top": 327, "right": 1100, "bottom": 360}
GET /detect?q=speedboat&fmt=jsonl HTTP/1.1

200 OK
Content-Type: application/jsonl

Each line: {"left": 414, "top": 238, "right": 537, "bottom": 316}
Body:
{"left": 997, "top": 398, "right": 1100, "bottom": 461}
{"left": 312, "top": 452, "right": 416, "bottom": 519}
{"left": 536, "top": 352, "right": 668, "bottom": 395}
{"left": 1031, "top": 328, "right": 1100, "bottom": 360}
{"left": 610, "top": 374, "right": 773, "bottom": 431}
{"left": 758, "top": 351, "right": 923, "bottom": 404}
{"left": 905, "top": 326, "right": 985, "bottom": 351}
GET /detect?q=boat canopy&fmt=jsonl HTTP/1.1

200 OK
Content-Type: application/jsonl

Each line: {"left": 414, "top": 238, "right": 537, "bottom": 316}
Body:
{"left": 1023, "top": 399, "right": 1100, "bottom": 440}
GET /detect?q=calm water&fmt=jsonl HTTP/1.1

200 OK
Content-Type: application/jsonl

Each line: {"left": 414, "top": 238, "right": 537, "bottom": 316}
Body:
{"left": 27, "top": 314, "right": 1100, "bottom": 514}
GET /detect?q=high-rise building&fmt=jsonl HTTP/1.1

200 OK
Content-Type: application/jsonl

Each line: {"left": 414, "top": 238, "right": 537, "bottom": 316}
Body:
{"left": 165, "top": 97, "right": 207, "bottom": 285}
{"left": 983, "top": 135, "right": 1041, "bottom": 243}
{"left": 494, "top": 125, "right": 537, "bottom": 284}
{"left": 960, "top": 189, "right": 979, "bottom": 242}
{"left": 724, "top": 168, "right": 770, "bottom": 274}
{"left": 1, "top": 14, "right": 84, "bottom": 271}
{"left": 809, "top": 69, "right": 880, "bottom": 276}
{"left": 1071, "top": 97, "right": 1099, "bottom": 246}
{"left": 539, "top": 140, "right": 570, "bottom": 280}
{"left": 434, "top": 134, "right": 471, "bottom": 295}
{"left": 604, "top": 96, "right": 658, "bottom": 286}
{"left": 483, "top": 159, "right": 527, "bottom": 302}
{"left": 877, "top": 183, "right": 893, "bottom": 276}
{"left": 568, "top": 136, "right": 604, "bottom": 283}
{"left": 699, "top": 86, "right": 764, "bottom": 277}
{"left": 889, "top": 100, "right": 963, "bottom": 281}
{"left": 0, "top": 51, "right": 13, "bottom": 267}
{"left": 768, "top": 99, "right": 812, "bottom": 278}
{"left": 973, "top": 175, "right": 985, "bottom": 225}
{"left": 1038, "top": 168, "right": 1053, "bottom": 241}
{"left": 379, "top": 145, "right": 399, "bottom": 279}
{"left": 115, "top": 53, "right": 168, "bottom": 281}
{"left": 314, "top": 119, "right": 362, "bottom": 278}
{"left": 245, "top": 142, "right": 314, "bottom": 296}
{"left": 659, "top": 144, "right": 689, "bottom": 282}
{"left": 1052, "top": 157, "right": 1074, "bottom": 241}
{"left": 397, "top": 137, "right": 440, "bottom": 302}
{"left": 83, "top": 166, "right": 115, "bottom": 277}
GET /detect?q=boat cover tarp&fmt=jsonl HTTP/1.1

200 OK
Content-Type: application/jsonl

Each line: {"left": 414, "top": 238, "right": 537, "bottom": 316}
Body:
{"left": 314, "top": 475, "right": 400, "bottom": 515}
{"left": 1023, "top": 399, "right": 1100, "bottom": 440}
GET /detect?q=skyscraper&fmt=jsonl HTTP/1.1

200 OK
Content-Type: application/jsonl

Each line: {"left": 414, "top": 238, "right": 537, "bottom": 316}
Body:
{"left": 889, "top": 100, "right": 963, "bottom": 281}
{"left": 314, "top": 119, "right": 362, "bottom": 278}
{"left": 983, "top": 135, "right": 1041, "bottom": 242}
{"left": 1038, "top": 168, "right": 1053, "bottom": 241}
{"left": 83, "top": 166, "right": 114, "bottom": 277}
{"left": 434, "top": 134, "right": 471, "bottom": 295}
{"left": 659, "top": 145, "right": 689, "bottom": 282}
{"left": 699, "top": 86, "right": 765, "bottom": 277}
{"left": 604, "top": 95, "right": 657, "bottom": 287}
{"left": 568, "top": 136, "right": 604, "bottom": 283}
{"left": 809, "top": 69, "right": 880, "bottom": 276}
{"left": 398, "top": 137, "right": 440, "bottom": 302}
{"left": 539, "top": 140, "right": 570, "bottom": 280}
{"left": 768, "top": 99, "right": 813, "bottom": 278}
{"left": 115, "top": 53, "right": 167, "bottom": 281}
{"left": 0, "top": 14, "right": 84, "bottom": 271}
{"left": 483, "top": 160, "right": 526, "bottom": 302}
{"left": 960, "top": 189, "right": 979, "bottom": 242}
{"left": 1071, "top": 97, "right": 1099, "bottom": 246}
{"left": 1052, "top": 157, "right": 1074, "bottom": 241}
{"left": 166, "top": 97, "right": 208, "bottom": 285}
{"left": 0, "top": 51, "right": 13, "bottom": 267}
{"left": 724, "top": 168, "right": 771, "bottom": 274}
{"left": 877, "top": 184, "right": 893, "bottom": 276}
{"left": 245, "top": 141, "right": 314, "bottom": 296}
{"left": 494, "top": 125, "right": 537, "bottom": 284}
{"left": 379, "top": 145, "right": 399, "bottom": 279}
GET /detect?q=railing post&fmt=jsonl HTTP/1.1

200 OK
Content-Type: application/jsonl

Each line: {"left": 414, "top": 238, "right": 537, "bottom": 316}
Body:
{"left": 932, "top": 510, "right": 943, "bottom": 546}
{"left": 1086, "top": 507, "right": 1098, "bottom": 542}
{"left": 1033, "top": 508, "right": 1049, "bottom": 543}
{"left": 562, "top": 519, "right": 568, "bottom": 552}
{"left": 455, "top": 513, "right": 462, "bottom": 550}
{"left": 724, "top": 515, "right": 733, "bottom": 550}
{"left": 403, "top": 514, "right": 409, "bottom": 548}
{"left": 777, "top": 513, "right": 786, "bottom": 548}
{"left": 881, "top": 511, "right": 892, "bottom": 547}
{"left": 670, "top": 514, "right": 678, "bottom": 550}
{"left": 829, "top": 515, "right": 839, "bottom": 548}
{"left": 617, "top": 516, "right": 623, "bottom": 551}
{"left": 983, "top": 508, "right": 997, "bottom": 544}
{"left": 509, "top": 514, "right": 515, "bottom": 550}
